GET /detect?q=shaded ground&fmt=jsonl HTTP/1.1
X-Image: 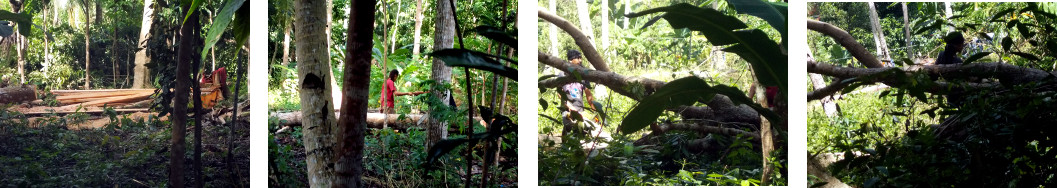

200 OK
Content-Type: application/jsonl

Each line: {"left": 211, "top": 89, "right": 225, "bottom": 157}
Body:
{"left": 0, "top": 105, "right": 250, "bottom": 187}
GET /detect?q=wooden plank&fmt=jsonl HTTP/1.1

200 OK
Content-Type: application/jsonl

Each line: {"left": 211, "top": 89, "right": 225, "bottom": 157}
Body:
{"left": 61, "top": 92, "right": 153, "bottom": 109}
{"left": 50, "top": 89, "right": 154, "bottom": 96}
{"left": 19, "top": 108, "right": 151, "bottom": 116}
{"left": 54, "top": 90, "right": 149, "bottom": 101}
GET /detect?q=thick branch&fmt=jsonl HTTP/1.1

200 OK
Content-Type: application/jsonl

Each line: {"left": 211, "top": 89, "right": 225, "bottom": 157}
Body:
{"left": 807, "top": 20, "right": 884, "bottom": 68}
{"left": 805, "top": 61, "right": 1057, "bottom": 99}
{"left": 538, "top": 8, "right": 611, "bottom": 72}
{"left": 807, "top": 77, "right": 851, "bottom": 101}
{"left": 539, "top": 52, "right": 760, "bottom": 126}
{"left": 809, "top": 61, "right": 1053, "bottom": 85}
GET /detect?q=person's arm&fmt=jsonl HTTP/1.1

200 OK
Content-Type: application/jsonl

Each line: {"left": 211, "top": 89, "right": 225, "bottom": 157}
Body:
{"left": 394, "top": 91, "right": 428, "bottom": 96}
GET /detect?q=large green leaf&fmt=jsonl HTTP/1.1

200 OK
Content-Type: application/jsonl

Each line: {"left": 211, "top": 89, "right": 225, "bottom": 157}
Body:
{"left": 627, "top": 3, "right": 786, "bottom": 91}
{"left": 619, "top": 77, "right": 715, "bottom": 134}
{"left": 963, "top": 52, "right": 991, "bottom": 64}
{"left": 727, "top": 0, "right": 787, "bottom": 40}
{"left": 428, "top": 49, "right": 518, "bottom": 80}
{"left": 0, "top": 10, "right": 33, "bottom": 37}
{"left": 474, "top": 26, "right": 517, "bottom": 49}
{"left": 201, "top": 0, "right": 247, "bottom": 62}
{"left": 182, "top": 0, "right": 204, "bottom": 26}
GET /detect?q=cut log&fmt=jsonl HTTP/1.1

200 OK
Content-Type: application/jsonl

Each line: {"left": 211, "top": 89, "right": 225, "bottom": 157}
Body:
{"left": 61, "top": 92, "right": 153, "bottom": 108}
{"left": 0, "top": 86, "right": 37, "bottom": 104}
{"left": 271, "top": 111, "right": 487, "bottom": 130}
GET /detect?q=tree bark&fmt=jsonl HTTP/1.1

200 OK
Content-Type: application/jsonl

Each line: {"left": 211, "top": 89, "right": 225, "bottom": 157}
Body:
{"left": 807, "top": 20, "right": 884, "bottom": 68}
{"left": 281, "top": 24, "right": 292, "bottom": 66}
{"left": 0, "top": 86, "right": 36, "bottom": 104}
{"left": 333, "top": 0, "right": 375, "bottom": 186}
{"left": 132, "top": 0, "right": 154, "bottom": 89}
{"left": 807, "top": 49, "right": 840, "bottom": 116}
{"left": 294, "top": 0, "right": 340, "bottom": 186}
{"left": 538, "top": 52, "right": 761, "bottom": 126}
{"left": 84, "top": 0, "right": 92, "bottom": 89}
{"left": 902, "top": 2, "right": 912, "bottom": 58}
{"left": 412, "top": 0, "right": 425, "bottom": 57}
{"left": 189, "top": 9, "right": 203, "bottom": 187}
{"left": 170, "top": 1, "right": 193, "bottom": 186}
{"left": 389, "top": 0, "right": 402, "bottom": 53}
{"left": 575, "top": 0, "right": 594, "bottom": 44}
{"left": 428, "top": 0, "right": 456, "bottom": 151}
{"left": 867, "top": 2, "right": 891, "bottom": 63}
{"left": 538, "top": 8, "right": 610, "bottom": 72}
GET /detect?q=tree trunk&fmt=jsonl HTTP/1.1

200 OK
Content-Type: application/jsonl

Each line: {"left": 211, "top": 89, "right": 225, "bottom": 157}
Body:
{"left": 16, "top": 32, "right": 25, "bottom": 84}
{"left": 294, "top": 0, "right": 340, "bottom": 186}
{"left": 428, "top": 0, "right": 456, "bottom": 151}
{"left": 190, "top": 10, "right": 204, "bottom": 188}
{"left": 867, "top": 2, "right": 890, "bottom": 64}
{"left": 902, "top": 2, "right": 912, "bottom": 58}
{"left": 389, "top": 0, "right": 402, "bottom": 53}
{"left": 755, "top": 83, "right": 775, "bottom": 184}
{"left": 170, "top": 1, "right": 193, "bottom": 186}
{"left": 548, "top": 0, "right": 558, "bottom": 56}
{"left": 945, "top": 2, "right": 953, "bottom": 32}
{"left": 807, "top": 48, "right": 840, "bottom": 117}
{"left": 84, "top": 0, "right": 93, "bottom": 89}
{"left": 576, "top": 0, "right": 595, "bottom": 44}
{"left": 112, "top": 18, "right": 118, "bottom": 88}
{"left": 281, "top": 23, "right": 292, "bottom": 66}
{"left": 412, "top": 0, "right": 425, "bottom": 57}
{"left": 132, "top": 0, "right": 154, "bottom": 89}
{"left": 333, "top": 0, "right": 375, "bottom": 186}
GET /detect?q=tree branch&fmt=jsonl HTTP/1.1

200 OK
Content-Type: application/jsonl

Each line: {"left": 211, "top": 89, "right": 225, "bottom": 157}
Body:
{"left": 805, "top": 61, "right": 1057, "bottom": 99}
{"left": 807, "top": 20, "right": 884, "bottom": 68}
{"left": 658, "top": 122, "right": 761, "bottom": 141}
{"left": 538, "top": 52, "right": 761, "bottom": 126}
{"left": 807, "top": 77, "right": 851, "bottom": 101}
{"left": 538, "top": 7, "right": 611, "bottom": 72}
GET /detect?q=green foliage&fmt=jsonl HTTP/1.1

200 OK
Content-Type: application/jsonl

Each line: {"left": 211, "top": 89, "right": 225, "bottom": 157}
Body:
{"left": 0, "top": 107, "right": 248, "bottom": 187}
{"left": 428, "top": 49, "right": 517, "bottom": 80}
{"left": 0, "top": 10, "right": 33, "bottom": 37}
{"left": 628, "top": 3, "right": 787, "bottom": 90}
{"left": 201, "top": 0, "right": 249, "bottom": 62}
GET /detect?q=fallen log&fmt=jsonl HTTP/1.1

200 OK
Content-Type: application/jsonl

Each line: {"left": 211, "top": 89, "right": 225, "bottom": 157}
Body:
{"left": 0, "top": 86, "right": 37, "bottom": 104}
{"left": 271, "top": 111, "right": 487, "bottom": 130}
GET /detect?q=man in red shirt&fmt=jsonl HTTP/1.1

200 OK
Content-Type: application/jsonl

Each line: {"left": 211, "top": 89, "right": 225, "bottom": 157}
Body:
{"left": 380, "top": 70, "right": 426, "bottom": 114}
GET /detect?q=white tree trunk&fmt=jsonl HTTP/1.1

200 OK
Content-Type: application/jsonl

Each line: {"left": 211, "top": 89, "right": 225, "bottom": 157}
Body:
{"left": 867, "top": 2, "right": 890, "bottom": 63}
{"left": 576, "top": 0, "right": 595, "bottom": 44}
{"left": 294, "top": 0, "right": 340, "bottom": 186}
{"left": 623, "top": 0, "right": 630, "bottom": 29}
{"left": 412, "top": 0, "right": 425, "bottom": 56}
{"left": 281, "top": 24, "right": 292, "bottom": 66}
{"left": 902, "top": 2, "right": 912, "bottom": 58}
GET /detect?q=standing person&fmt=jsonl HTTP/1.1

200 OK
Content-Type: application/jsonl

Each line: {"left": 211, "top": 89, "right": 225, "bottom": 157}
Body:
{"left": 560, "top": 50, "right": 596, "bottom": 139}
{"left": 380, "top": 69, "right": 427, "bottom": 114}
{"left": 381, "top": 70, "right": 400, "bottom": 114}
{"left": 935, "top": 32, "right": 968, "bottom": 107}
